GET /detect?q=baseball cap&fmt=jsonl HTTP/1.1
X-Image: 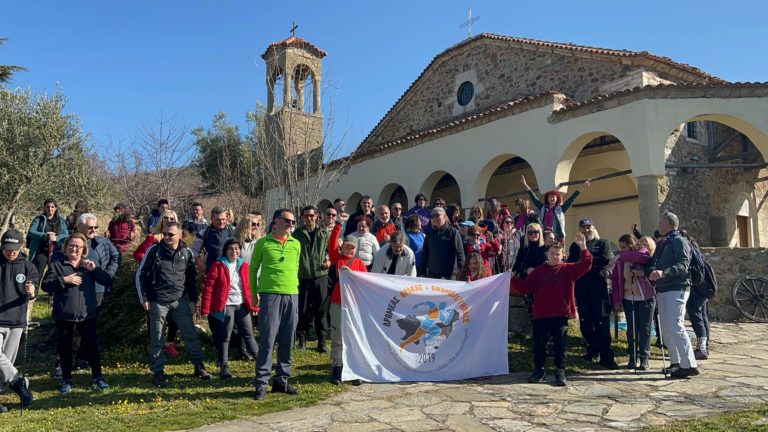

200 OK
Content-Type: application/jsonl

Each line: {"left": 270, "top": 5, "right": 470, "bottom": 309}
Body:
{"left": 2, "top": 229, "right": 24, "bottom": 251}
{"left": 459, "top": 220, "right": 475, "bottom": 227}
{"left": 431, "top": 207, "right": 446, "bottom": 217}
{"left": 579, "top": 218, "right": 594, "bottom": 227}
{"left": 342, "top": 235, "right": 358, "bottom": 247}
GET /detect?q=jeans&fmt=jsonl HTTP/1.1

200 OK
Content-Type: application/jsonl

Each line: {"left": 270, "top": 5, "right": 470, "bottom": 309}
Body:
{"left": 208, "top": 304, "right": 258, "bottom": 366}
{"left": 148, "top": 297, "right": 204, "bottom": 372}
{"left": 686, "top": 290, "right": 710, "bottom": 340}
{"left": 297, "top": 277, "right": 328, "bottom": 341}
{"left": 622, "top": 298, "right": 655, "bottom": 361}
{"left": 533, "top": 317, "right": 568, "bottom": 369}
{"left": 254, "top": 293, "right": 298, "bottom": 389}
{"left": 657, "top": 290, "right": 697, "bottom": 369}
{"left": 57, "top": 318, "right": 102, "bottom": 380}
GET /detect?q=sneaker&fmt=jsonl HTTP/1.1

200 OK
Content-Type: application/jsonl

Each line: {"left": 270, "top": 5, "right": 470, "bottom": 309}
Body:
{"left": 638, "top": 358, "right": 649, "bottom": 371}
{"left": 661, "top": 363, "right": 681, "bottom": 375}
{"left": 599, "top": 359, "right": 620, "bottom": 370}
{"left": 670, "top": 367, "right": 700, "bottom": 379}
{"left": 331, "top": 366, "right": 342, "bottom": 385}
{"left": 626, "top": 358, "right": 637, "bottom": 369}
{"left": 53, "top": 365, "right": 63, "bottom": 380}
{"left": 527, "top": 368, "right": 546, "bottom": 383}
{"left": 271, "top": 381, "right": 299, "bottom": 395}
{"left": 92, "top": 377, "right": 109, "bottom": 391}
{"left": 219, "top": 364, "right": 233, "bottom": 380}
{"left": 554, "top": 369, "right": 567, "bottom": 387}
{"left": 59, "top": 380, "right": 73, "bottom": 396}
{"left": 164, "top": 343, "right": 181, "bottom": 358}
{"left": 9, "top": 376, "right": 32, "bottom": 407}
{"left": 694, "top": 349, "right": 709, "bottom": 360}
{"left": 27, "top": 321, "right": 40, "bottom": 330}
{"left": 194, "top": 364, "right": 212, "bottom": 380}
{"left": 254, "top": 386, "right": 267, "bottom": 401}
{"left": 152, "top": 370, "right": 167, "bottom": 388}
{"left": 317, "top": 341, "right": 328, "bottom": 354}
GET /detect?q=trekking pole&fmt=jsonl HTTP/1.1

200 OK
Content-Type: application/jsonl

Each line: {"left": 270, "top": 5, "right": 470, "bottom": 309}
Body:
{"left": 631, "top": 291, "right": 638, "bottom": 374}
{"left": 656, "top": 305, "right": 667, "bottom": 379}
{"left": 20, "top": 293, "right": 29, "bottom": 417}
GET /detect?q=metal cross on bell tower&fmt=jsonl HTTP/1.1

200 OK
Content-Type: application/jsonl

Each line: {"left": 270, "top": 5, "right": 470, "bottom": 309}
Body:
{"left": 290, "top": 22, "right": 299, "bottom": 37}
{"left": 459, "top": 8, "right": 480, "bottom": 39}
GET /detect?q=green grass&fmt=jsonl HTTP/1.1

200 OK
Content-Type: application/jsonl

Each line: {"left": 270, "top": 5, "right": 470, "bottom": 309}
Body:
{"left": 643, "top": 405, "right": 768, "bottom": 431}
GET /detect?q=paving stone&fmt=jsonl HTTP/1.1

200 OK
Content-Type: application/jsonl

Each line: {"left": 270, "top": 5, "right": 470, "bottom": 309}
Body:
{"left": 484, "top": 418, "right": 534, "bottom": 431}
{"left": 444, "top": 415, "right": 497, "bottom": 432}
{"left": 604, "top": 420, "right": 646, "bottom": 430}
{"left": 326, "top": 422, "right": 392, "bottom": 432}
{"left": 442, "top": 388, "right": 501, "bottom": 402}
{"left": 604, "top": 403, "right": 653, "bottom": 422}
{"left": 389, "top": 419, "right": 447, "bottom": 431}
{"left": 562, "top": 402, "right": 608, "bottom": 416}
{"left": 370, "top": 407, "right": 425, "bottom": 423}
{"left": 423, "top": 401, "right": 471, "bottom": 415}
{"left": 340, "top": 400, "right": 394, "bottom": 412}
{"left": 473, "top": 401, "right": 512, "bottom": 408}
{"left": 512, "top": 402, "right": 563, "bottom": 416}
{"left": 655, "top": 402, "right": 712, "bottom": 417}
{"left": 391, "top": 391, "right": 450, "bottom": 407}
{"left": 472, "top": 406, "right": 520, "bottom": 419}
{"left": 330, "top": 411, "right": 371, "bottom": 423}
{"left": 550, "top": 422, "right": 617, "bottom": 431}
{"left": 568, "top": 384, "right": 621, "bottom": 398}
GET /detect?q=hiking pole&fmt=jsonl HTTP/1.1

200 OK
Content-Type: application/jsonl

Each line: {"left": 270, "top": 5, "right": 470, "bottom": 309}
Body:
{"left": 631, "top": 291, "right": 638, "bottom": 374}
{"left": 656, "top": 305, "right": 667, "bottom": 379}
{"left": 20, "top": 293, "right": 30, "bottom": 417}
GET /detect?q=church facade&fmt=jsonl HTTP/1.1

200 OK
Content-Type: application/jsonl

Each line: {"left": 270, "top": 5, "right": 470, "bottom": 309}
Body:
{"left": 263, "top": 33, "right": 768, "bottom": 247}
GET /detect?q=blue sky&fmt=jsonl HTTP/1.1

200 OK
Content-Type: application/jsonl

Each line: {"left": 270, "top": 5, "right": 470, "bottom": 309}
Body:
{"left": 2, "top": 1, "right": 766, "bottom": 157}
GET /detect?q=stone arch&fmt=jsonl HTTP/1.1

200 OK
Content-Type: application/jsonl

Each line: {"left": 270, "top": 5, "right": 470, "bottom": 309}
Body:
{"left": 347, "top": 192, "right": 363, "bottom": 213}
{"left": 378, "top": 183, "right": 408, "bottom": 209}
{"left": 317, "top": 199, "right": 332, "bottom": 212}
{"left": 291, "top": 64, "right": 316, "bottom": 113}
{"left": 557, "top": 134, "right": 638, "bottom": 243}
{"left": 554, "top": 131, "right": 629, "bottom": 187}
{"left": 420, "top": 171, "right": 462, "bottom": 206}
{"left": 476, "top": 154, "right": 539, "bottom": 209}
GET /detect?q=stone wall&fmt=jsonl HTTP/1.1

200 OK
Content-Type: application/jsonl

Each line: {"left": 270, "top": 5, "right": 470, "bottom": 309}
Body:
{"left": 367, "top": 39, "right": 687, "bottom": 148}
{"left": 701, "top": 247, "right": 768, "bottom": 322}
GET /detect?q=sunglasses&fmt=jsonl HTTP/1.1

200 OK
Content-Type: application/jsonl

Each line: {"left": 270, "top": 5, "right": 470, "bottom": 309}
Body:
{"left": 163, "top": 232, "right": 176, "bottom": 238}
{"left": 528, "top": 230, "right": 540, "bottom": 235}
{"left": 251, "top": 222, "right": 260, "bottom": 228}
{"left": 280, "top": 217, "right": 296, "bottom": 226}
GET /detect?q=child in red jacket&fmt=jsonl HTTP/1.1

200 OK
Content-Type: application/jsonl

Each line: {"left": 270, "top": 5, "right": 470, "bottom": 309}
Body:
{"left": 201, "top": 238, "right": 259, "bottom": 379}
{"left": 511, "top": 233, "right": 592, "bottom": 387}
{"left": 327, "top": 219, "right": 367, "bottom": 385}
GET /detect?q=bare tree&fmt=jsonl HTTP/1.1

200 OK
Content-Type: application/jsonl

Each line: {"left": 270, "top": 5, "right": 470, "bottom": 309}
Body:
{"left": 107, "top": 114, "right": 196, "bottom": 226}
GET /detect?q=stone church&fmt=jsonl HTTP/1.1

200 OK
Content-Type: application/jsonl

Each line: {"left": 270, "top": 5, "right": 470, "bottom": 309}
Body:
{"left": 262, "top": 33, "right": 768, "bottom": 247}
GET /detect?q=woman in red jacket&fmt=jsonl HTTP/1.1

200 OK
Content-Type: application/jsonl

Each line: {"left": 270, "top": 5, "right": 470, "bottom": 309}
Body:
{"left": 464, "top": 226, "right": 500, "bottom": 275}
{"left": 201, "top": 238, "right": 259, "bottom": 379}
{"left": 327, "top": 219, "right": 367, "bottom": 386}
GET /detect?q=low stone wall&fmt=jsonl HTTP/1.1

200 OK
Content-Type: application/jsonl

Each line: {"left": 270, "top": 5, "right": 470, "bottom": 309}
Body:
{"left": 701, "top": 247, "right": 768, "bottom": 322}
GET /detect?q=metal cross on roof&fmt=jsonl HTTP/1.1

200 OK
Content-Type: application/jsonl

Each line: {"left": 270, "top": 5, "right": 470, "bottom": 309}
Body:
{"left": 290, "top": 22, "right": 299, "bottom": 37}
{"left": 459, "top": 8, "right": 480, "bottom": 38}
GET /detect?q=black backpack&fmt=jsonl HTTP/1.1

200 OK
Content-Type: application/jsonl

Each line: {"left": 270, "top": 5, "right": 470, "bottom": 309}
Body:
{"left": 689, "top": 246, "right": 718, "bottom": 299}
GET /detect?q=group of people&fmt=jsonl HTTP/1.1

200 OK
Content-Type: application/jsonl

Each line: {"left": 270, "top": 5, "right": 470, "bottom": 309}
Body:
{"left": 0, "top": 180, "right": 713, "bottom": 410}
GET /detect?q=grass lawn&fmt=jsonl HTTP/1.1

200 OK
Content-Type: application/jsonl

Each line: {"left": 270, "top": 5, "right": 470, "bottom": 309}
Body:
{"left": 644, "top": 405, "right": 768, "bottom": 431}
{"left": 0, "top": 296, "right": 748, "bottom": 432}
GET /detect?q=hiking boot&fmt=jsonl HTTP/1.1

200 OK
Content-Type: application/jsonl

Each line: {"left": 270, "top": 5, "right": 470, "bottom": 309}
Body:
{"left": 92, "top": 377, "right": 109, "bottom": 392}
{"left": 152, "top": 370, "right": 167, "bottom": 388}
{"left": 581, "top": 352, "right": 598, "bottom": 362}
{"left": 670, "top": 367, "right": 700, "bottom": 379}
{"left": 164, "top": 343, "right": 181, "bottom": 358}
{"left": 194, "top": 364, "right": 212, "bottom": 380}
{"left": 626, "top": 357, "right": 637, "bottom": 370}
{"left": 599, "top": 359, "right": 620, "bottom": 370}
{"left": 638, "top": 358, "right": 650, "bottom": 371}
{"left": 527, "top": 368, "right": 546, "bottom": 383}
{"left": 271, "top": 381, "right": 299, "bottom": 395}
{"left": 331, "top": 366, "right": 342, "bottom": 385}
{"left": 254, "top": 386, "right": 267, "bottom": 401}
{"left": 297, "top": 333, "right": 307, "bottom": 351}
{"left": 59, "top": 380, "right": 73, "bottom": 396}
{"left": 350, "top": 379, "right": 363, "bottom": 386}
{"left": 661, "top": 363, "right": 680, "bottom": 375}
{"left": 219, "top": 364, "right": 233, "bottom": 380}
{"left": 694, "top": 349, "right": 709, "bottom": 360}
{"left": 9, "top": 376, "right": 32, "bottom": 407}
{"left": 554, "top": 369, "right": 567, "bottom": 387}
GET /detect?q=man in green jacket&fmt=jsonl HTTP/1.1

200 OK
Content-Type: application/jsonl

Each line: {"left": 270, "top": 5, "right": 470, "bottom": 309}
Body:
{"left": 250, "top": 209, "right": 301, "bottom": 401}
{"left": 293, "top": 205, "right": 331, "bottom": 353}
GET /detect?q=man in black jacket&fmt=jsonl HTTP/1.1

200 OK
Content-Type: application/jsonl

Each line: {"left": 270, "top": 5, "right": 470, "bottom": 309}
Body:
{"left": 0, "top": 229, "right": 37, "bottom": 411}
{"left": 567, "top": 218, "right": 617, "bottom": 369}
{"left": 137, "top": 222, "right": 211, "bottom": 387}
{"left": 343, "top": 195, "right": 376, "bottom": 237}
{"left": 419, "top": 207, "right": 465, "bottom": 279}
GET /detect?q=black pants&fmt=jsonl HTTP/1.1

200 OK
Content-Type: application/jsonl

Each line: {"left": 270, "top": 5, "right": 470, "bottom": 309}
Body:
{"left": 76, "top": 292, "right": 105, "bottom": 362}
{"left": 575, "top": 282, "right": 615, "bottom": 362}
{"left": 533, "top": 317, "right": 568, "bottom": 369}
{"left": 208, "top": 304, "right": 259, "bottom": 366}
{"left": 32, "top": 252, "right": 49, "bottom": 295}
{"left": 57, "top": 318, "right": 102, "bottom": 381}
{"left": 297, "top": 277, "right": 328, "bottom": 341}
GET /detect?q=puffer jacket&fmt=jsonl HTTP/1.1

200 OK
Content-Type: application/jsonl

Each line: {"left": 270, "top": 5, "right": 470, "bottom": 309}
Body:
{"left": 646, "top": 230, "right": 692, "bottom": 293}
{"left": 350, "top": 231, "right": 380, "bottom": 266}
{"left": 201, "top": 257, "right": 258, "bottom": 315}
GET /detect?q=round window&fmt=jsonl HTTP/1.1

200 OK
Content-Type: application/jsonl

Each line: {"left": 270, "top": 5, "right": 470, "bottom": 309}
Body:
{"left": 457, "top": 81, "right": 474, "bottom": 106}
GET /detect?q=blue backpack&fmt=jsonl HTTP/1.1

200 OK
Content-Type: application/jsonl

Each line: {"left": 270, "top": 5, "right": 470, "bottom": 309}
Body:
{"left": 689, "top": 246, "right": 717, "bottom": 299}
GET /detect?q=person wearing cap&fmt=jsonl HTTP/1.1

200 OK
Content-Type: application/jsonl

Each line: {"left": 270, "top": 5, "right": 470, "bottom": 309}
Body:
{"left": 250, "top": 209, "right": 302, "bottom": 401}
{"left": 0, "top": 229, "right": 37, "bottom": 412}
{"left": 567, "top": 217, "right": 617, "bottom": 369}
{"left": 403, "top": 193, "right": 431, "bottom": 234}
{"left": 327, "top": 215, "right": 367, "bottom": 385}
{"left": 105, "top": 203, "right": 136, "bottom": 254}
{"left": 459, "top": 219, "right": 475, "bottom": 242}
{"left": 646, "top": 211, "right": 699, "bottom": 379}
{"left": 419, "top": 207, "right": 465, "bottom": 280}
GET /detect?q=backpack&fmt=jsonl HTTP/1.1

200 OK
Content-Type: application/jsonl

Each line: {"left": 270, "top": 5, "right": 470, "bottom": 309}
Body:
{"left": 689, "top": 246, "right": 718, "bottom": 299}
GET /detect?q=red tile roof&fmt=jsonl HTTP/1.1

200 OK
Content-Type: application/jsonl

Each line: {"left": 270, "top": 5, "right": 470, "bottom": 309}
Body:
{"left": 261, "top": 36, "right": 327, "bottom": 59}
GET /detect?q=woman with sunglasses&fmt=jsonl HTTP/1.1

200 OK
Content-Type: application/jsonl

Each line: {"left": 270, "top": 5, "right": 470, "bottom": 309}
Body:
{"left": 497, "top": 217, "right": 520, "bottom": 273}
{"left": 512, "top": 223, "right": 547, "bottom": 280}
{"left": 234, "top": 213, "right": 263, "bottom": 264}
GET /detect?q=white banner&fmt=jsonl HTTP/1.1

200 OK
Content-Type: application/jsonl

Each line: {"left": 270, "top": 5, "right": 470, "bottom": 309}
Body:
{"left": 340, "top": 271, "right": 510, "bottom": 382}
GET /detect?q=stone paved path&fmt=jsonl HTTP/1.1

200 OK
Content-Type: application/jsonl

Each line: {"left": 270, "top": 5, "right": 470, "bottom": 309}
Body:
{"left": 192, "top": 322, "right": 768, "bottom": 431}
